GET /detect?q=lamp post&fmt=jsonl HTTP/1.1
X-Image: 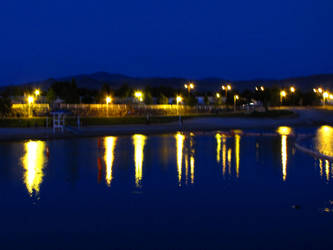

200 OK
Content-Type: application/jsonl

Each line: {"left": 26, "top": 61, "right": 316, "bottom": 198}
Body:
{"left": 176, "top": 95, "right": 182, "bottom": 115}
{"left": 290, "top": 86, "right": 295, "bottom": 105}
{"left": 134, "top": 91, "right": 143, "bottom": 103}
{"left": 323, "top": 92, "right": 329, "bottom": 106}
{"left": 184, "top": 83, "right": 194, "bottom": 94}
{"left": 106, "top": 96, "right": 112, "bottom": 117}
{"left": 233, "top": 95, "right": 239, "bottom": 112}
{"left": 222, "top": 84, "right": 231, "bottom": 98}
{"left": 280, "top": 90, "right": 286, "bottom": 105}
{"left": 27, "top": 95, "right": 34, "bottom": 117}
{"left": 222, "top": 84, "right": 231, "bottom": 109}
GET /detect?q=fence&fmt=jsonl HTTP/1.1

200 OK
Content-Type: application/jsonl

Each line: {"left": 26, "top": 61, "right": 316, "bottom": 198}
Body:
{"left": 11, "top": 103, "right": 228, "bottom": 117}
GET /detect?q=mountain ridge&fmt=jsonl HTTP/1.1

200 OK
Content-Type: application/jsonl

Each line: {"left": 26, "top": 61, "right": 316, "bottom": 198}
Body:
{"left": 7, "top": 72, "right": 333, "bottom": 92}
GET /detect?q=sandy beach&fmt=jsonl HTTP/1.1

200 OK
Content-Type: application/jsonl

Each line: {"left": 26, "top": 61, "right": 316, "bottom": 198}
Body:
{"left": 0, "top": 108, "right": 332, "bottom": 141}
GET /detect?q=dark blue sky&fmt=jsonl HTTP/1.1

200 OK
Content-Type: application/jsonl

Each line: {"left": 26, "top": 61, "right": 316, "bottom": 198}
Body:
{"left": 1, "top": 0, "right": 332, "bottom": 85}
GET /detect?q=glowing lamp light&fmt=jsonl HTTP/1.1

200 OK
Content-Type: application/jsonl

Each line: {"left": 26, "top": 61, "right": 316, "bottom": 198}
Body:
{"left": 176, "top": 96, "right": 182, "bottom": 104}
{"left": 280, "top": 91, "right": 287, "bottom": 97}
{"left": 323, "top": 92, "right": 329, "bottom": 98}
{"left": 313, "top": 88, "right": 317, "bottom": 93}
{"left": 27, "top": 96, "right": 34, "bottom": 105}
{"left": 216, "top": 93, "right": 220, "bottom": 98}
{"left": 134, "top": 91, "right": 143, "bottom": 102}
{"left": 234, "top": 95, "right": 239, "bottom": 100}
{"left": 34, "top": 89, "right": 40, "bottom": 96}
{"left": 318, "top": 88, "right": 323, "bottom": 93}
{"left": 106, "top": 96, "right": 112, "bottom": 104}
{"left": 290, "top": 86, "right": 295, "bottom": 93}
{"left": 227, "top": 85, "right": 231, "bottom": 90}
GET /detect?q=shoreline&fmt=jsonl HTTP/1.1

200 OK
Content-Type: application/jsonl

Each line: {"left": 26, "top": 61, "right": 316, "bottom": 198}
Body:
{"left": 0, "top": 111, "right": 332, "bottom": 142}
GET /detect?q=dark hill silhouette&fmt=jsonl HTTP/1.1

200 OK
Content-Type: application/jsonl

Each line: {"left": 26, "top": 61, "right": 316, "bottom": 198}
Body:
{"left": 8, "top": 72, "right": 333, "bottom": 92}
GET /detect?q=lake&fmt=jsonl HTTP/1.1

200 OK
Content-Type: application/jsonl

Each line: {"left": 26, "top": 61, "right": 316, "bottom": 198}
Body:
{"left": 0, "top": 126, "right": 333, "bottom": 250}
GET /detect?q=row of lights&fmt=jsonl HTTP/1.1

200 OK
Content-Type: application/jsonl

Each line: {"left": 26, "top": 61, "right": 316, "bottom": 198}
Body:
{"left": 313, "top": 88, "right": 333, "bottom": 102}
{"left": 26, "top": 89, "right": 40, "bottom": 105}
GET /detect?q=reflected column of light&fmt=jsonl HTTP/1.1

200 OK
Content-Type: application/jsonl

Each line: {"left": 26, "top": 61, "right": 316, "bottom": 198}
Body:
{"left": 325, "top": 160, "right": 330, "bottom": 182}
{"left": 319, "top": 159, "right": 323, "bottom": 179}
{"left": 104, "top": 136, "right": 117, "bottom": 187}
{"left": 185, "top": 153, "right": 189, "bottom": 185}
{"left": 175, "top": 133, "right": 185, "bottom": 186}
{"left": 133, "top": 134, "right": 147, "bottom": 188}
{"left": 281, "top": 135, "right": 287, "bottom": 181}
{"left": 22, "top": 141, "right": 46, "bottom": 196}
{"left": 190, "top": 156, "right": 195, "bottom": 184}
{"left": 227, "top": 148, "right": 232, "bottom": 175}
{"left": 190, "top": 134, "right": 195, "bottom": 184}
{"left": 216, "top": 134, "right": 221, "bottom": 163}
{"left": 315, "top": 126, "right": 333, "bottom": 157}
{"left": 235, "top": 134, "right": 241, "bottom": 178}
{"left": 277, "top": 126, "right": 292, "bottom": 182}
{"left": 222, "top": 137, "right": 227, "bottom": 177}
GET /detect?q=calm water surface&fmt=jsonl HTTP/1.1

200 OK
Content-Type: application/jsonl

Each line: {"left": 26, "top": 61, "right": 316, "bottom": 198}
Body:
{"left": 1, "top": 126, "right": 333, "bottom": 250}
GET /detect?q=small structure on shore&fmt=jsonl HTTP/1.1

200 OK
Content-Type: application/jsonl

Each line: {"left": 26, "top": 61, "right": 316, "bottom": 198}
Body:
{"left": 51, "top": 109, "right": 70, "bottom": 133}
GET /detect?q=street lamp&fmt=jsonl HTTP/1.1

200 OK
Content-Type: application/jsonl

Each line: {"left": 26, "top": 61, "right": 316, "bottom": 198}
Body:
{"left": 34, "top": 89, "right": 40, "bottom": 97}
{"left": 255, "top": 86, "right": 264, "bottom": 91}
{"left": 233, "top": 95, "right": 239, "bottom": 112}
{"left": 134, "top": 91, "right": 143, "bottom": 102}
{"left": 222, "top": 84, "right": 232, "bottom": 96}
{"left": 176, "top": 96, "right": 182, "bottom": 104}
{"left": 216, "top": 93, "right": 220, "bottom": 98}
{"left": 106, "top": 96, "right": 112, "bottom": 117}
{"left": 323, "top": 92, "right": 329, "bottom": 106}
{"left": 280, "top": 90, "right": 286, "bottom": 105}
{"left": 27, "top": 95, "right": 34, "bottom": 117}
{"left": 289, "top": 86, "right": 296, "bottom": 105}
{"left": 184, "top": 83, "right": 194, "bottom": 94}
{"left": 318, "top": 88, "right": 323, "bottom": 94}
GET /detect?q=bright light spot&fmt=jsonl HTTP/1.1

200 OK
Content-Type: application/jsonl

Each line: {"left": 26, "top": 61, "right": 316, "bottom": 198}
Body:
{"left": 323, "top": 92, "right": 329, "bottom": 98}
{"left": 277, "top": 126, "right": 292, "bottom": 136}
{"left": 318, "top": 88, "right": 323, "bottom": 93}
{"left": 216, "top": 93, "right": 220, "bottom": 98}
{"left": 106, "top": 96, "right": 112, "bottom": 104}
{"left": 27, "top": 96, "right": 34, "bottom": 105}
{"left": 290, "top": 86, "right": 295, "bottom": 93}
{"left": 176, "top": 96, "right": 182, "bottom": 104}
{"left": 280, "top": 91, "right": 286, "bottom": 97}
{"left": 34, "top": 89, "right": 40, "bottom": 96}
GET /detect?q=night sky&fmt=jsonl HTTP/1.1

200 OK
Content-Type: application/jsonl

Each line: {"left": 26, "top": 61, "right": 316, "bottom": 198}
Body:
{"left": 1, "top": 0, "right": 332, "bottom": 85}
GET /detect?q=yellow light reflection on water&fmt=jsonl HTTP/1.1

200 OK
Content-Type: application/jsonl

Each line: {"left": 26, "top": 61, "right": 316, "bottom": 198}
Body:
{"left": 104, "top": 136, "right": 117, "bottom": 187}
{"left": 315, "top": 126, "right": 333, "bottom": 157}
{"left": 319, "top": 159, "right": 323, "bottom": 178}
{"left": 325, "top": 160, "right": 330, "bottom": 182}
{"left": 21, "top": 140, "right": 46, "bottom": 196}
{"left": 277, "top": 126, "right": 292, "bottom": 181}
{"left": 227, "top": 148, "right": 232, "bottom": 175}
{"left": 189, "top": 134, "right": 195, "bottom": 184}
{"left": 222, "top": 136, "right": 227, "bottom": 176}
{"left": 235, "top": 134, "right": 241, "bottom": 178}
{"left": 175, "top": 133, "right": 185, "bottom": 186}
{"left": 216, "top": 133, "right": 221, "bottom": 163}
{"left": 133, "top": 134, "right": 146, "bottom": 188}
{"left": 190, "top": 156, "right": 195, "bottom": 184}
